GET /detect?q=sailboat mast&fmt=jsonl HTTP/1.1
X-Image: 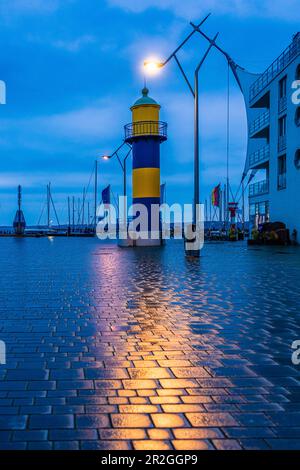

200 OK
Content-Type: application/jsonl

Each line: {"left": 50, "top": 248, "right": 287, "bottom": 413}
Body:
{"left": 68, "top": 196, "right": 71, "bottom": 229}
{"left": 82, "top": 187, "right": 85, "bottom": 226}
{"left": 72, "top": 196, "right": 75, "bottom": 230}
{"left": 47, "top": 183, "right": 51, "bottom": 228}
{"left": 18, "top": 185, "right": 21, "bottom": 212}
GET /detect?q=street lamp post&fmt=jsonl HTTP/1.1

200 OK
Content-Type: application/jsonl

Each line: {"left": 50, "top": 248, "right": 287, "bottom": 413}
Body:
{"left": 101, "top": 142, "right": 132, "bottom": 198}
{"left": 144, "top": 15, "right": 218, "bottom": 257}
{"left": 193, "top": 34, "right": 218, "bottom": 228}
{"left": 190, "top": 21, "right": 245, "bottom": 234}
{"left": 101, "top": 142, "right": 132, "bottom": 235}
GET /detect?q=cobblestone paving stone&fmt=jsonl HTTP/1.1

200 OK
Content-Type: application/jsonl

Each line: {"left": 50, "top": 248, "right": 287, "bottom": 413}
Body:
{"left": 0, "top": 238, "right": 300, "bottom": 450}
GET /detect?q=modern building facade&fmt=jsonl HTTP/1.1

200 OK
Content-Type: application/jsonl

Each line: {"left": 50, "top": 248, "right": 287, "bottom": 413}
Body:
{"left": 232, "top": 33, "right": 300, "bottom": 238}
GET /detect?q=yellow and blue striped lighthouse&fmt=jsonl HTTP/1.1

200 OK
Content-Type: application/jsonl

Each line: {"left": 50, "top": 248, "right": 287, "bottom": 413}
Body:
{"left": 125, "top": 87, "right": 167, "bottom": 246}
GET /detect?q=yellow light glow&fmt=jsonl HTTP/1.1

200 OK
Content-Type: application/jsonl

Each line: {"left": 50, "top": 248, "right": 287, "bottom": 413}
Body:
{"left": 143, "top": 59, "right": 163, "bottom": 75}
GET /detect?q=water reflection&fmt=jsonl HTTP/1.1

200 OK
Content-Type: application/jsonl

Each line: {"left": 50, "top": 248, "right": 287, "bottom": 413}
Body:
{"left": 1, "top": 238, "right": 300, "bottom": 449}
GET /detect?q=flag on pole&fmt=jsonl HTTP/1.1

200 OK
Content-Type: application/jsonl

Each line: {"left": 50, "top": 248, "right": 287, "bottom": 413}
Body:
{"left": 211, "top": 184, "right": 221, "bottom": 207}
{"left": 160, "top": 183, "right": 166, "bottom": 204}
{"left": 102, "top": 185, "right": 110, "bottom": 205}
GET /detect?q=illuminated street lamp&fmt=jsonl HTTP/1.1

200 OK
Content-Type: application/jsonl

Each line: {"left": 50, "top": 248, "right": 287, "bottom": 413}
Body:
{"left": 143, "top": 14, "right": 218, "bottom": 257}
{"left": 100, "top": 142, "right": 132, "bottom": 199}
{"left": 143, "top": 60, "right": 164, "bottom": 74}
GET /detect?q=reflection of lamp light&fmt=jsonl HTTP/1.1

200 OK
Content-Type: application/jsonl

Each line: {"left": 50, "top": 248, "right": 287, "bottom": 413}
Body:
{"left": 143, "top": 60, "right": 164, "bottom": 75}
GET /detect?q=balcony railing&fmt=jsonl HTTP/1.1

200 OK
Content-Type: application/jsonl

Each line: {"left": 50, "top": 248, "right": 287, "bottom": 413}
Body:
{"left": 124, "top": 121, "right": 167, "bottom": 142}
{"left": 249, "top": 180, "right": 269, "bottom": 197}
{"left": 249, "top": 110, "right": 270, "bottom": 136}
{"left": 249, "top": 33, "right": 300, "bottom": 103}
{"left": 278, "top": 96, "right": 287, "bottom": 114}
{"left": 278, "top": 135, "right": 287, "bottom": 152}
{"left": 249, "top": 145, "right": 270, "bottom": 168}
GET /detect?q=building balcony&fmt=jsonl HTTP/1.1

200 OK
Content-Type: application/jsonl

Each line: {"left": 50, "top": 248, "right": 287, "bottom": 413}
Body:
{"left": 249, "top": 33, "right": 300, "bottom": 105}
{"left": 249, "top": 145, "right": 270, "bottom": 169}
{"left": 249, "top": 110, "right": 270, "bottom": 138}
{"left": 124, "top": 121, "right": 167, "bottom": 143}
{"left": 278, "top": 96, "right": 287, "bottom": 114}
{"left": 278, "top": 135, "right": 287, "bottom": 153}
{"left": 249, "top": 180, "right": 269, "bottom": 198}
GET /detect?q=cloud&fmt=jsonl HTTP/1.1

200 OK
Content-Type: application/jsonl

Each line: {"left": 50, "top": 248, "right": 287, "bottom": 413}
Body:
{"left": 27, "top": 34, "right": 98, "bottom": 52}
{"left": 0, "top": 171, "right": 92, "bottom": 189}
{"left": 34, "top": 100, "right": 127, "bottom": 140}
{"left": 121, "top": 19, "right": 186, "bottom": 66}
{"left": 161, "top": 89, "right": 247, "bottom": 163}
{"left": 0, "top": 98, "right": 128, "bottom": 153}
{"left": 107, "top": 0, "right": 300, "bottom": 22}
{"left": 0, "top": 0, "right": 64, "bottom": 17}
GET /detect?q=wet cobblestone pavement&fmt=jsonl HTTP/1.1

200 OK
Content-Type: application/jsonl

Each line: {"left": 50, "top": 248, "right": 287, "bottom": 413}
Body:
{"left": 0, "top": 238, "right": 300, "bottom": 450}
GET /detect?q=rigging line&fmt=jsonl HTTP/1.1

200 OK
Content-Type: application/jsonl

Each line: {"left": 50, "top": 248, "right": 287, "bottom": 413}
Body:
{"left": 110, "top": 188, "right": 119, "bottom": 215}
{"left": 236, "top": 179, "right": 251, "bottom": 205}
{"left": 234, "top": 180, "right": 242, "bottom": 202}
{"left": 50, "top": 191, "right": 60, "bottom": 226}
{"left": 77, "top": 164, "right": 95, "bottom": 222}
{"left": 37, "top": 201, "right": 46, "bottom": 226}
{"left": 85, "top": 164, "right": 95, "bottom": 194}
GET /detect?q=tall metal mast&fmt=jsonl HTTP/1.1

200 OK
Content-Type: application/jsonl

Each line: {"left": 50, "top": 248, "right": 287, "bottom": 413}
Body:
{"left": 47, "top": 183, "right": 51, "bottom": 228}
{"left": 94, "top": 160, "right": 98, "bottom": 232}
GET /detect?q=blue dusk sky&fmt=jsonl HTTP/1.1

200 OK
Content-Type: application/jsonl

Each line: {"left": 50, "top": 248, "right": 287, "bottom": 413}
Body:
{"left": 0, "top": 0, "right": 299, "bottom": 225}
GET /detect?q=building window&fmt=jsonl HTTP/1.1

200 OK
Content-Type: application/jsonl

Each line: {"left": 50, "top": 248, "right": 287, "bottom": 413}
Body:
{"left": 250, "top": 201, "right": 270, "bottom": 227}
{"left": 279, "top": 115, "right": 287, "bottom": 136}
{"left": 295, "top": 107, "right": 300, "bottom": 127}
{"left": 278, "top": 115, "right": 287, "bottom": 151}
{"left": 278, "top": 155, "right": 287, "bottom": 190}
{"left": 249, "top": 203, "right": 257, "bottom": 218}
{"left": 295, "top": 149, "right": 300, "bottom": 170}
{"left": 279, "top": 76, "right": 287, "bottom": 99}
